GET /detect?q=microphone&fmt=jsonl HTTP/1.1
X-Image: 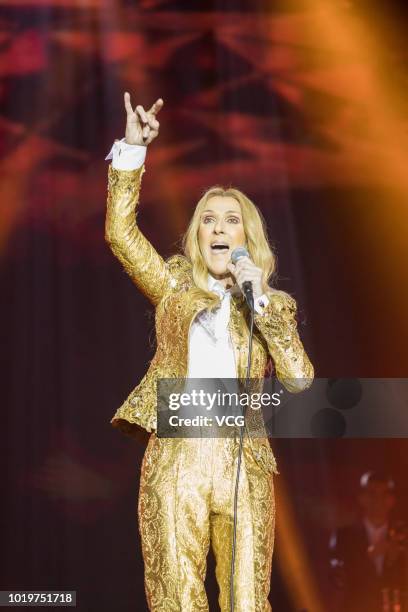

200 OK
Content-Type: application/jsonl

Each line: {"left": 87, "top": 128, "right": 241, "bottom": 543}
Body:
{"left": 230, "top": 246, "right": 254, "bottom": 311}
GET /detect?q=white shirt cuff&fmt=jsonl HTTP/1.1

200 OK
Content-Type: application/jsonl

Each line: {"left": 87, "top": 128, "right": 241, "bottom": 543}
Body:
{"left": 105, "top": 138, "right": 147, "bottom": 170}
{"left": 254, "top": 293, "right": 270, "bottom": 315}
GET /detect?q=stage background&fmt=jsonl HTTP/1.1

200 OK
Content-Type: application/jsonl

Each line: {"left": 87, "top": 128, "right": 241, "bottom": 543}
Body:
{"left": 1, "top": 0, "right": 408, "bottom": 610}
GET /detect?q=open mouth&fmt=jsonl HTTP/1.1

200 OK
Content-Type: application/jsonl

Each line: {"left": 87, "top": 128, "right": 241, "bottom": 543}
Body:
{"left": 211, "top": 243, "right": 229, "bottom": 252}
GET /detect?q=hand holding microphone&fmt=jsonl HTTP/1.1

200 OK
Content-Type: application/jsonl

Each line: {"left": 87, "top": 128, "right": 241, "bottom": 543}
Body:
{"left": 227, "top": 247, "right": 264, "bottom": 310}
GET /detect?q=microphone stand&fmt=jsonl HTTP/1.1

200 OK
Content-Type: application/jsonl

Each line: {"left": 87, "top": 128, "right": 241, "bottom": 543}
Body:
{"left": 230, "top": 286, "right": 254, "bottom": 612}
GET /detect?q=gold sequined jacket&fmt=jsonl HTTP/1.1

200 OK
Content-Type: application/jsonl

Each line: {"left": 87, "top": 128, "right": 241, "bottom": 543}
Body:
{"left": 105, "top": 164, "right": 314, "bottom": 474}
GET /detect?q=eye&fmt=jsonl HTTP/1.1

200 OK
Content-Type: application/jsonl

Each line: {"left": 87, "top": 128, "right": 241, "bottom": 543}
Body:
{"left": 202, "top": 216, "right": 214, "bottom": 224}
{"left": 227, "top": 217, "right": 240, "bottom": 224}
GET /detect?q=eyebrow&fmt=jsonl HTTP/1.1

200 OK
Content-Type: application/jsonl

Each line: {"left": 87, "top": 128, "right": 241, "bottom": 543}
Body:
{"left": 202, "top": 209, "right": 242, "bottom": 215}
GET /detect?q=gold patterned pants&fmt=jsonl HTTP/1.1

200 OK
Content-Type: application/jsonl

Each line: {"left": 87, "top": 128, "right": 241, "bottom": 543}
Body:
{"left": 138, "top": 434, "right": 275, "bottom": 611}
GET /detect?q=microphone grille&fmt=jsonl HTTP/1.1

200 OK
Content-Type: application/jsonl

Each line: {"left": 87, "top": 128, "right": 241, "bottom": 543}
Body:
{"left": 231, "top": 246, "right": 249, "bottom": 264}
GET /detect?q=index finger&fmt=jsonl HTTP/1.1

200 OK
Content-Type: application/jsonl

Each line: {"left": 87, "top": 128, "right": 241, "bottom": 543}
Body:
{"left": 236, "top": 256, "right": 251, "bottom": 266}
{"left": 148, "top": 98, "right": 164, "bottom": 116}
{"left": 124, "top": 91, "right": 135, "bottom": 115}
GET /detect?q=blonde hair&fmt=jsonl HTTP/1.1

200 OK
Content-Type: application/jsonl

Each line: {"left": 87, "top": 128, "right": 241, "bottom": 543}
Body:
{"left": 181, "top": 185, "right": 277, "bottom": 311}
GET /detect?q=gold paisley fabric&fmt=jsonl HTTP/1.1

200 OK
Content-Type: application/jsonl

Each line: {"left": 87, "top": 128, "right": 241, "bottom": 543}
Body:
{"left": 105, "top": 164, "right": 314, "bottom": 610}
{"left": 139, "top": 435, "right": 275, "bottom": 611}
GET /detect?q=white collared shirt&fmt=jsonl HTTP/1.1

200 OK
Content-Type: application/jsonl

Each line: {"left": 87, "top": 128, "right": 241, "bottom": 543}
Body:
{"left": 188, "top": 275, "right": 236, "bottom": 378}
{"left": 190, "top": 275, "right": 270, "bottom": 378}
{"left": 106, "top": 140, "right": 270, "bottom": 379}
{"left": 363, "top": 517, "right": 388, "bottom": 575}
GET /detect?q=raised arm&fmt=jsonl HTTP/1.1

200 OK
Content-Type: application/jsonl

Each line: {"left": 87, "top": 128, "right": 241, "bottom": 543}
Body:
{"left": 254, "top": 291, "right": 314, "bottom": 393}
{"left": 105, "top": 93, "right": 172, "bottom": 305}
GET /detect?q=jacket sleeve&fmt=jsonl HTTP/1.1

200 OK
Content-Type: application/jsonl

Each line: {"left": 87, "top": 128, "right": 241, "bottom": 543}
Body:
{"left": 105, "top": 164, "right": 174, "bottom": 305}
{"left": 253, "top": 291, "right": 314, "bottom": 393}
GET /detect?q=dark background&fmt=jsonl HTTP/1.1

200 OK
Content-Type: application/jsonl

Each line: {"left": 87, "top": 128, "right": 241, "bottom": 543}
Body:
{"left": 1, "top": 0, "right": 408, "bottom": 610}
